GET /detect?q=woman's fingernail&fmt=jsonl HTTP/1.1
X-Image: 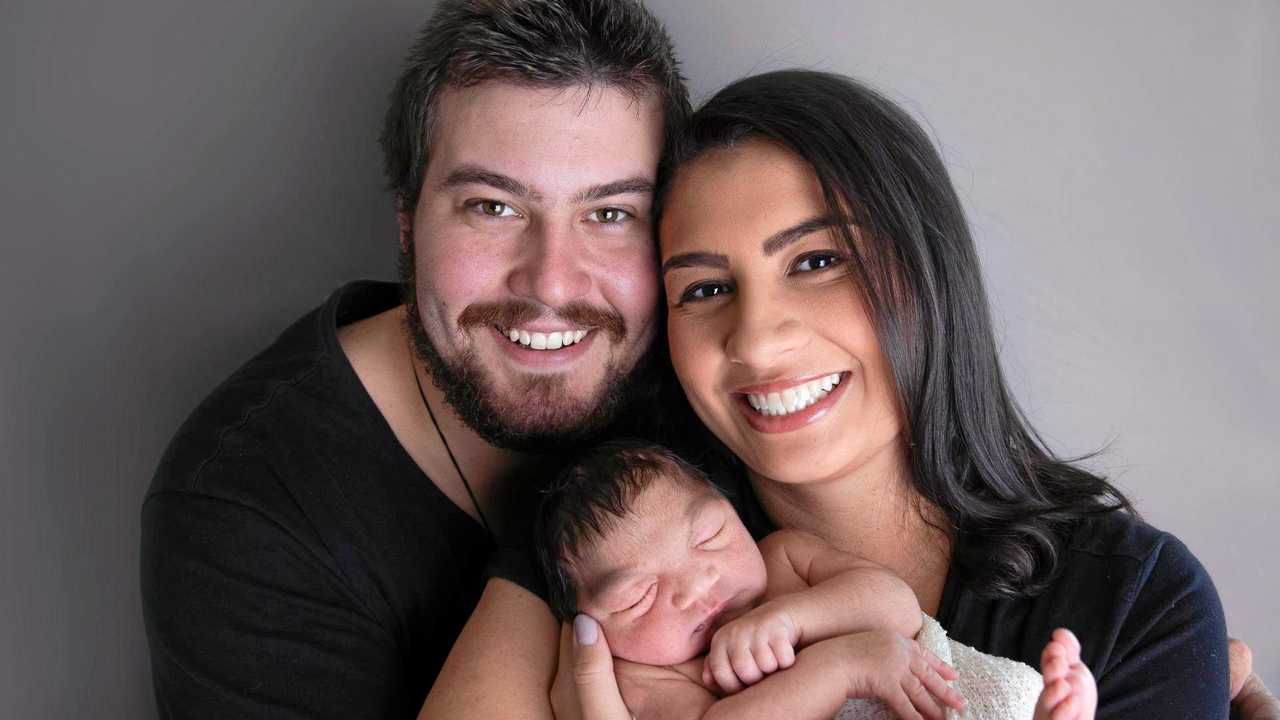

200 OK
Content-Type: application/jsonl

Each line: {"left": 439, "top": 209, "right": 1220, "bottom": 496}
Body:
{"left": 574, "top": 614, "right": 598, "bottom": 646}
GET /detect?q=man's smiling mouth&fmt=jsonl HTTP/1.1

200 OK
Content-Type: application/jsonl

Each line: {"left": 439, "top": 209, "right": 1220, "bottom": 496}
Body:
{"left": 500, "top": 326, "right": 590, "bottom": 350}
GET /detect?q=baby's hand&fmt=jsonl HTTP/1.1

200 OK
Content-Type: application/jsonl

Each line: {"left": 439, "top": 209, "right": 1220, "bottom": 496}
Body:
{"left": 702, "top": 603, "right": 798, "bottom": 693}
{"left": 839, "top": 630, "right": 965, "bottom": 720}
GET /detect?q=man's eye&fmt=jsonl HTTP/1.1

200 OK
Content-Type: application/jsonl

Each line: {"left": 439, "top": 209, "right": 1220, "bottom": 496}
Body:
{"left": 678, "top": 282, "right": 733, "bottom": 304}
{"left": 792, "top": 252, "right": 844, "bottom": 273}
{"left": 589, "top": 207, "right": 631, "bottom": 224}
{"left": 469, "top": 200, "right": 519, "bottom": 218}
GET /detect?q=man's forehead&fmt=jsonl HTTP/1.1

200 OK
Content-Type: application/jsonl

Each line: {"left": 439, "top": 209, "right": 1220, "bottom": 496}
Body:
{"left": 424, "top": 80, "right": 663, "bottom": 197}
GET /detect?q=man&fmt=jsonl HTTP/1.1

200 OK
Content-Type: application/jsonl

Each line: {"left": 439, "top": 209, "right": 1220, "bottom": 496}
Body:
{"left": 141, "top": 1, "right": 689, "bottom": 717}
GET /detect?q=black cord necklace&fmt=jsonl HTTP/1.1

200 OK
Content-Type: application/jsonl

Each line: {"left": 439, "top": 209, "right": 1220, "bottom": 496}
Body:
{"left": 410, "top": 349, "right": 493, "bottom": 538}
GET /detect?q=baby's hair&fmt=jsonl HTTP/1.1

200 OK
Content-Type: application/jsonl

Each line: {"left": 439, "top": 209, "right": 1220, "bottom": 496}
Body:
{"left": 536, "top": 438, "right": 717, "bottom": 621}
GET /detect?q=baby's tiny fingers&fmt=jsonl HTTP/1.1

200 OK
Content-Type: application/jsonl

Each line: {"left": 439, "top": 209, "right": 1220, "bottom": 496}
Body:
{"left": 920, "top": 648, "right": 959, "bottom": 681}
{"left": 729, "top": 643, "right": 764, "bottom": 685}
{"left": 903, "top": 674, "right": 945, "bottom": 720}
{"left": 711, "top": 655, "right": 743, "bottom": 695}
{"left": 752, "top": 639, "right": 779, "bottom": 675}
{"left": 770, "top": 636, "right": 795, "bottom": 670}
{"left": 883, "top": 688, "right": 925, "bottom": 720}
{"left": 918, "top": 665, "right": 965, "bottom": 711}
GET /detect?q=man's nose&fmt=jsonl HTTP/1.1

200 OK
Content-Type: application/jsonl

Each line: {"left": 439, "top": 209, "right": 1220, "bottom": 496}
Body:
{"left": 671, "top": 564, "right": 719, "bottom": 612}
{"left": 506, "top": 219, "right": 591, "bottom": 307}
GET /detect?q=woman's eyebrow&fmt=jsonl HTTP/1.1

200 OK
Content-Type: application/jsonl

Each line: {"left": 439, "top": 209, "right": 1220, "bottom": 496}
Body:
{"left": 661, "top": 216, "right": 841, "bottom": 275}
{"left": 661, "top": 251, "right": 729, "bottom": 275}
{"left": 762, "top": 216, "right": 839, "bottom": 256}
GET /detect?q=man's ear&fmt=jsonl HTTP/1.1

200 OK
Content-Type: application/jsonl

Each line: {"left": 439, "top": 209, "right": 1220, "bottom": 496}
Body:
{"left": 396, "top": 198, "right": 413, "bottom": 251}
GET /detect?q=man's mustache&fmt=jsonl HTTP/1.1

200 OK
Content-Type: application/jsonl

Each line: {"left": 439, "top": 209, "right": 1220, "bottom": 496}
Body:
{"left": 457, "top": 301, "right": 626, "bottom": 343}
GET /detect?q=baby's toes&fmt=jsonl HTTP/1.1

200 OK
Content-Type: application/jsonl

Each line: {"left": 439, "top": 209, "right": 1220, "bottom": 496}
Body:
{"left": 1052, "top": 628, "right": 1083, "bottom": 665}
{"left": 1033, "top": 678, "right": 1070, "bottom": 720}
{"left": 1065, "top": 667, "right": 1098, "bottom": 720}
{"left": 1041, "top": 643, "right": 1068, "bottom": 683}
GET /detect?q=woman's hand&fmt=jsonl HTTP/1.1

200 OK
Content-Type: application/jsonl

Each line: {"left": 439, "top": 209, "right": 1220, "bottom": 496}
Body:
{"left": 551, "top": 615, "right": 633, "bottom": 720}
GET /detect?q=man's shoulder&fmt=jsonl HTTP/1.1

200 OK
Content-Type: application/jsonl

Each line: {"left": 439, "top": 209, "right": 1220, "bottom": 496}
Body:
{"left": 148, "top": 281, "right": 398, "bottom": 500}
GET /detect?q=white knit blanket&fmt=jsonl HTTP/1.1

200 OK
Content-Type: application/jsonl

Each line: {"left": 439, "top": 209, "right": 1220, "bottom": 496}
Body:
{"left": 833, "top": 615, "right": 1043, "bottom": 720}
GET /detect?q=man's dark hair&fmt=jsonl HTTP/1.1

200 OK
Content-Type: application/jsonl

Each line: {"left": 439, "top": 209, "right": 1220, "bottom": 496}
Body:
{"left": 536, "top": 439, "right": 714, "bottom": 620}
{"left": 380, "top": 0, "right": 690, "bottom": 212}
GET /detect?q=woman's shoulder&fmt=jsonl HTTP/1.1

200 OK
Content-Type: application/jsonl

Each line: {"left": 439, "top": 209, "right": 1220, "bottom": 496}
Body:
{"left": 942, "top": 510, "right": 1226, "bottom": 673}
{"left": 1061, "top": 511, "right": 1210, "bottom": 586}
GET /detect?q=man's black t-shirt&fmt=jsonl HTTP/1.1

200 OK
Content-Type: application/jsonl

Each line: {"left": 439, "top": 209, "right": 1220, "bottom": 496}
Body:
{"left": 142, "top": 281, "right": 497, "bottom": 719}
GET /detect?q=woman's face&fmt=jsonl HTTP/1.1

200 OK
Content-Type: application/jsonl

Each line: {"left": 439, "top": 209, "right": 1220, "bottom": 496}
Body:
{"left": 660, "top": 140, "right": 905, "bottom": 486}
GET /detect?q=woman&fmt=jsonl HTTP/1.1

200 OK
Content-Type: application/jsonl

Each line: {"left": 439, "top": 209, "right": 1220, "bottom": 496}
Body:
{"left": 643, "top": 69, "right": 1226, "bottom": 717}
{"left": 425, "top": 70, "right": 1273, "bottom": 719}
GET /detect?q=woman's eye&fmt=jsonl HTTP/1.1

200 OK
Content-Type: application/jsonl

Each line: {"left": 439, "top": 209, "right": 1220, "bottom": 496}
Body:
{"left": 468, "top": 199, "right": 519, "bottom": 218}
{"left": 678, "top": 282, "right": 733, "bottom": 304}
{"left": 792, "top": 252, "right": 844, "bottom": 273}
{"left": 588, "top": 207, "right": 631, "bottom": 224}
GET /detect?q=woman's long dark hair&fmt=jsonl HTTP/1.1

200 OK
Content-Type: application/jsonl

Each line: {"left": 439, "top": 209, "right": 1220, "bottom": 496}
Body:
{"left": 657, "top": 70, "right": 1134, "bottom": 597}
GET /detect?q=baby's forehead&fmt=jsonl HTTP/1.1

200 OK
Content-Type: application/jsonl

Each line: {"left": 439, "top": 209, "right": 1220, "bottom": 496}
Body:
{"left": 573, "top": 476, "right": 718, "bottom": 581}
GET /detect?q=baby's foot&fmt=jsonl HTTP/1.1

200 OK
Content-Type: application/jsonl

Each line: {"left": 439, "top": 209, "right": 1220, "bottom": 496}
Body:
{"left": 1033, "top": 628, "right": 1097, "bottom": 720}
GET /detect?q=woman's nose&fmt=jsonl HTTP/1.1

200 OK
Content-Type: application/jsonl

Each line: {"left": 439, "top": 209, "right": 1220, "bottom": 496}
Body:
{"left": 723, "top": 290, "right": 807, "bottom": 369}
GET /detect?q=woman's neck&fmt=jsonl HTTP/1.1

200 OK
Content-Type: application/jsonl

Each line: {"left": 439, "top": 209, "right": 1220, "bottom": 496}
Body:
{"left": 750, "top": 445, "right": 953, "bottom": 615}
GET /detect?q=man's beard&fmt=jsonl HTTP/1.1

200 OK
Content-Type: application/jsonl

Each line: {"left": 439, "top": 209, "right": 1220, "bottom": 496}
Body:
{"left": 398, "top": 244, "right": 658, "bottom": 453}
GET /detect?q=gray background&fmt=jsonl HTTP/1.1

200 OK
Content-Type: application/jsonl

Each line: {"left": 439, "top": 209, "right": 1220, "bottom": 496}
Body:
{"left": 2, "top": 0, "right": 1275, "bottom": 716}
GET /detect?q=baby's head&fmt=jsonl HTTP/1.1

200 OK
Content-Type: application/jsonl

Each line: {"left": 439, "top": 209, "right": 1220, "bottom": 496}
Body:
{"left": 537, "top": 440, "right": 767, "bottom": 666}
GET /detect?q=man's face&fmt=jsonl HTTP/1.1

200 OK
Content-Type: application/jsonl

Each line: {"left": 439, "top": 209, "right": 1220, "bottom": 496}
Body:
{"left": 403, "top": 82, "right": 664, "bottom": 450}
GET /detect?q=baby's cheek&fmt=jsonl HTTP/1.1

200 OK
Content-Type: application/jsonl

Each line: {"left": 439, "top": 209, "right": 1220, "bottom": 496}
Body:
{"left": 609, "top": 619, "right": 699, "bottom": 666}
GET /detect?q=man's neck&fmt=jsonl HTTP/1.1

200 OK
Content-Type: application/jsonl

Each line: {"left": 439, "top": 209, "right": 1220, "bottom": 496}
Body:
{"left": 337, "top": 305, "right": 536, "bottom": 538}
{"left": 749, "top": 444, "right": 953, "bottom": 615}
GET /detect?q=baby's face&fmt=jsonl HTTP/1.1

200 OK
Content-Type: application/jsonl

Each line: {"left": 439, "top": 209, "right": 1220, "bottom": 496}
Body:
{"left": 573, "top": 477, "right": 768, "bottom": 666}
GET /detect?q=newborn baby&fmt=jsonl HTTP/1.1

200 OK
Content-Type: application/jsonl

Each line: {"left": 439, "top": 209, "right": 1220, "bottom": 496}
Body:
{"left": 537, "top": 440, "right": 1096, "bottom": 720}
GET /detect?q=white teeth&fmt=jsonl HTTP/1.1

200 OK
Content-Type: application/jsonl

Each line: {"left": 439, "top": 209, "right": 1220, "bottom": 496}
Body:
{"left": 504, "top": 327, "right": 589, "bottom": 351}
{"left": 745, "top": 373, "right": 843, "bottom": 417}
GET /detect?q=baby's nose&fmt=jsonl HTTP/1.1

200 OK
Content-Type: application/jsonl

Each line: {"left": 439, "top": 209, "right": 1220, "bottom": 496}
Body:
{"left": 672, "top": 565, "right": 719, "bottom": 611}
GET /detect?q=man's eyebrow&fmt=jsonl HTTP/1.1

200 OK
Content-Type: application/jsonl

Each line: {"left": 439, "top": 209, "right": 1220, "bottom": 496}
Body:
{"left": 572, "top": 176, "right": 654, "bottom": 204}
{"left": 762, "top": 216, "right": 841, "bottom": 256}
{"left": 661, "top": 251, "right": 729, "bottom": 275}
{"left": 438, "top": 165, "right": 541, "bottom": 201}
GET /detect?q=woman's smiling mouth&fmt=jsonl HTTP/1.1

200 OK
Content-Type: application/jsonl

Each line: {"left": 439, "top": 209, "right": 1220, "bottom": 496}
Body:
{"left": 733, "top": 372, "right": 850, "bottom": 433}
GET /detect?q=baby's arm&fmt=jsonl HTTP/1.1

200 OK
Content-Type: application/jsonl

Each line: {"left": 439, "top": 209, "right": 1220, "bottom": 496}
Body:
{"left": 758, "top": 529, "right": 923, "bottom": 641}
{"left": 704, "top": 529, "right": 923, "bottom": 692}
{"left": 629, "top": 631, "right": 961, "bottom": 720}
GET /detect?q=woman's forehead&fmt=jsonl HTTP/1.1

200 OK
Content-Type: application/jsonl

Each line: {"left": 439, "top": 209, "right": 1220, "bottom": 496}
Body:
{"left": 659, "top": 141, "right": 828, "bottom": 257}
